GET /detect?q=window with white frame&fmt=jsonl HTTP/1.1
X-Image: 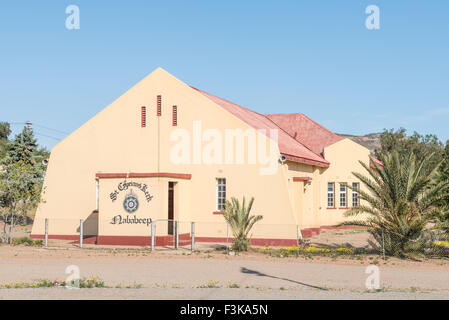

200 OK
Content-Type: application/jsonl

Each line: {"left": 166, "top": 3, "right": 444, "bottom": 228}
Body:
{"left": 340, "top": 183, "right": 347, "bottom": 208}
{"left": 327, "top": 183, "right": 334, "bottom": 208}
{"left": 352, "top": 182, "right": 359, "bottom": 207}
{"left": 216, "top": 178, "right": 226, "bottom": 210}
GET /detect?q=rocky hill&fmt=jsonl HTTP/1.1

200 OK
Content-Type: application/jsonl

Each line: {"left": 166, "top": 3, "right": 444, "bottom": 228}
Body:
{"left": 337, "top": 133, "right": 382, "bottom": 153}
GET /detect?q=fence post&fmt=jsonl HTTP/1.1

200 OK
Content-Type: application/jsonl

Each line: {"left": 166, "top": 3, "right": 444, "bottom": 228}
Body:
{"left": 44, "top": 218, "right": 48, "bottom": 247}
{"left": 79, "top": 219, "right": 84, "bottom": 248}
{"left": 226, "top": 223, "right": 229, "bottom": 253}
{"left": 175, "top": 221, "right": 179, "bottom": 250}
{"left": 191, "top": 222, "right": 195, "bottom": 252}
{"left": 296, "top": 225, "right": 300, "bottom": 256}
{"left": 151, "top": 221, "right": 155, "bottom": 251}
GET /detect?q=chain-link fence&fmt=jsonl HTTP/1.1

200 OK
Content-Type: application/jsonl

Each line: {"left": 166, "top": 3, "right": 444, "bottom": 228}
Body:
{"left": 30, "top": 217, "right": 87, "bottom": 248}
{"left": 29, "top": 218, "right": 304, "bottom": 250}
{"left": 26, "top": 218, "right": 449, "bottom": 258}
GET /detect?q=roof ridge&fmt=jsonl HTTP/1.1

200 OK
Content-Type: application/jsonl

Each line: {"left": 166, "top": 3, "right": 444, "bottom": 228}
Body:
{"left": 297, "top": 113, "right": 343, "bottom": 140}
{"left": 190, "top": 86, "right": 329, "bottom": 166}
{"left": 191, "top": 86, "right": 266, "bottom": 117}
{"left": 262, "top": 114, "right": 326, "bottom": 160}
{"left": 267, "top": 112, "right": 342, "bottom": 140}
{"left": 267, "top": 112, "right": 342, "bottom": 138}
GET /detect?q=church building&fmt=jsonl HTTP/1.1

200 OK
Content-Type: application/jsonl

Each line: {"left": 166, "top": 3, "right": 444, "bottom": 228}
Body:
{"left": 31, "top": 68, "right": 372, "bottom": 246}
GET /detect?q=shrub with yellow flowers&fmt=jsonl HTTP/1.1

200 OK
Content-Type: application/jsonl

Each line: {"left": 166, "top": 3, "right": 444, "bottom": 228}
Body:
{"left": 255, "top": 245, "right": 366, "bottom": 258}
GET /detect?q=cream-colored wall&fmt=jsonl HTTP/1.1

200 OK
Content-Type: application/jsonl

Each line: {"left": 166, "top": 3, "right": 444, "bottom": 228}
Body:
{"left": 284, "top": 138, "right": 370, "bottom": 229}
{"left": 316, "top": 138, "right": 370, "bottom": 226}
{"left": 284, "top": 162, "right": 315, "bottom": 228}
{"left": 32, "top": 68, "right": 300, "bottom": 239}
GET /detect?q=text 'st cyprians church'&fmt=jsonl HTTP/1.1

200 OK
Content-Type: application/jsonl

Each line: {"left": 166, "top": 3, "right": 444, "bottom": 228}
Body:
{"left": 31, "top": 68, "right": 373, "bottom": 246}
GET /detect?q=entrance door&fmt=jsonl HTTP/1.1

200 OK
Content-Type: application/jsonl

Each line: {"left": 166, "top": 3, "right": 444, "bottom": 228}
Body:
{"left": 168, "top": 182, "right": 174, "bottom": 235}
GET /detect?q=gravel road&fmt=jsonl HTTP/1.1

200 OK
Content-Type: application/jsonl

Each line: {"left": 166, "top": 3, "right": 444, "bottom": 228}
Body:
{"left": 0, "top": 246, "right": 448, "bottom": 299}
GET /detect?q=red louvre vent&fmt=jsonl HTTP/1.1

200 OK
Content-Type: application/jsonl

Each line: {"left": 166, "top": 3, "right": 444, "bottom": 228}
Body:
{"left": 141, "top": 106, "right": 146, "bottom": 128}
{"left": 157, "top": 95, "right": 161, "bottom": 116}
{"left": 172, "top": 105, "right": 177, "bottom": 126}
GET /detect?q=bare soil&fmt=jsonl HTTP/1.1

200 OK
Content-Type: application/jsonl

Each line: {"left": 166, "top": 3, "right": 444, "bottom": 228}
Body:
{"left": 309, "top": 228, "right": 372, "bottom": 249}
{"left": 0, "top": 226, "right": 448, "bottom": 299}
{"left": 0, "top": 221, "right": 32, "bottom": 239}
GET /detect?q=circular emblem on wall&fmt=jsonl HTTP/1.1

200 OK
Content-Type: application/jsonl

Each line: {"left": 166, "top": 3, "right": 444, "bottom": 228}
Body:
{"left": 123, "top": 190, "right": 139, "bottom": 213}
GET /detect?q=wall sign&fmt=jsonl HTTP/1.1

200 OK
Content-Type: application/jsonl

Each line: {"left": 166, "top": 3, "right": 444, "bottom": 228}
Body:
{"left": 110, "top": 215, "right": 152, "bottom": 226}
{"left": 110, "top": 181, "right": 154, "bottom": 203}
{"left": 108, "top": 180, "right": 154, "bottom": 226}
{"left": 123, "top": 190, "right": 139, "bottom": 213}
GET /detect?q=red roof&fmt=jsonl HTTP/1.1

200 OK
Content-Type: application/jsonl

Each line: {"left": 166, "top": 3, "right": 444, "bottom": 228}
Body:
{"left": 192, "top": 87, "right": 330, "bottom": 167}
{"left": 265, "top": 113, "right": 343, "bottom": 156}
{"left": 369, "top": 155, "right": 383, "bottom": 168}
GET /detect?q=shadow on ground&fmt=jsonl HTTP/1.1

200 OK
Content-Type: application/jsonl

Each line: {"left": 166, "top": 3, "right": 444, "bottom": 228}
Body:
{"left": 240, "top": 267, "right": 328, "bottom": 290}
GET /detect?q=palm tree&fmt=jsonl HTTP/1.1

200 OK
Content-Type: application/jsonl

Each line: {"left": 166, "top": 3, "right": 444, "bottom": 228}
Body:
{"left": 344, "top": 151, "right": 449, "bottom": 257}
{"left": 221, "top": 197, "right": 263, "bottom": 251}
{"left": 433, "top": 145, "right": 449, "bottom": 239}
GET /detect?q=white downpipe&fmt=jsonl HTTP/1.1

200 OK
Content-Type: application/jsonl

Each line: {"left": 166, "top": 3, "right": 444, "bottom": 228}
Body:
{"left": 95, "top": 179, "right": 99, "bottom": 211}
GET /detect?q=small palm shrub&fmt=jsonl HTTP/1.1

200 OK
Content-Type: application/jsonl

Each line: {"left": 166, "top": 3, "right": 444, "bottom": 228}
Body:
{"left": 344, "top": 151, "right": 449, "bottom": 258}
{"left": 221, "top": 197, "right": 263, "bottom": 251}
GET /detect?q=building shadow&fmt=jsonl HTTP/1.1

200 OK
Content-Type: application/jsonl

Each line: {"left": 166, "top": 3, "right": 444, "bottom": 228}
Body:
{"left": 240, "top": 267, "right": 328, "bottom": 291}
{"left": 76, "top": 210, "right": 98, "bottom": 236}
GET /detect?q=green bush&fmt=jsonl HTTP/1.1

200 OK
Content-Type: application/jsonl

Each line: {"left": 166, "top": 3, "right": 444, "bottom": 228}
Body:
{"left": 257, "top": 245, "right": 366, "bottom": 258}
{"left": 11, "top": 237, "right": 43, "bottom": 246}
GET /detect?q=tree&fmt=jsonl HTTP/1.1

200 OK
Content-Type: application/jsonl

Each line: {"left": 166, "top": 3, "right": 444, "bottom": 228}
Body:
{"left": 0, "top": 161, "right": 43, "bottom": 243}
{"left": 1, "top": 126, "right": 47, "bottom": 194}
{"left": 221, "top": 197, "right": 263, "bottom": 251}
{"left": 0, "top": 122, "right": 11, "bottom": 140}
{"left": 441, "top": 141, "right": 449, "bottom": 179}
{"left": 7, "top": 125, "right": 38, "bottom": 165}
{"left": 344, "top": 151, "right": 449, "bottom": 257}
{"left": 375, "top": 128, "right": 444, "bottom": 170}
{"left": 0, "top": 122, "right": 11, "bottom": 159}
{"left": 434, "top": 140, "right": 449, "bottom": 237}
{"left": 0, "top": 126, "right": 48, "bottom": 243}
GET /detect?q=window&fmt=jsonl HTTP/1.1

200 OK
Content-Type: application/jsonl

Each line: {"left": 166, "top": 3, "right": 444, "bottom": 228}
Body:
{"left": 352, "top": 182, "right": 359, "bottom": 207}
{"left": 340, "top": 183, "right": 347, "bottom": 208}
{"left": 216, "top": 178, "right": 226, "bottom": 210}
{"left": 327, "top": 183, "right": 334, "bottom": 208}
{"left": 172, "top": 105, "right": 177, "bottom": 126}
{"left": 141, "top": 106, "right": 146, "bottom": 128}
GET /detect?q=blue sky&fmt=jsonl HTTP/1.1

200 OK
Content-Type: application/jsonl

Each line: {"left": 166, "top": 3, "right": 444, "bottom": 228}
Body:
{"left": 1, "top": 1, "right": 448, "bottom": 150}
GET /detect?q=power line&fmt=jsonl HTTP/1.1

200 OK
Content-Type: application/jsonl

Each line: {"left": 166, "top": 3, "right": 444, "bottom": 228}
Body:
{"left": 4, "top": 121, "right": 63, "bottom": 147}
{"left": 34, "top": 132, "right": 61, "bottom": 141}
{"left": 33, "top": 123, "right": 69, "bottom": 135}
{"left": 6, "top": 122, "right": 69, "bottom": 136}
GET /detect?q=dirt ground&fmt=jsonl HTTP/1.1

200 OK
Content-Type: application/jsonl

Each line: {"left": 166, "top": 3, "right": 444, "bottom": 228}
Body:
{"left": 309, "top": 228, "right": 372, "bottom": 248}
{"left": 0, "top": 222, "right": 32, "bottom": 239}
{"left": 1, "top": 287, "right": 448, "bottom": 300}
{"left": 0, "top": 244, "right": 449, "bottom": 299}
{"left": 0, "top": 226, "right": 448, "bottom": 299}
